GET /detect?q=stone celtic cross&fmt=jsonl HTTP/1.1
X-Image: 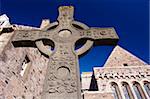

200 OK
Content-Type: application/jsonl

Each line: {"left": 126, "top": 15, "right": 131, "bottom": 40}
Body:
{"left": 12, "top": 6, "right": 119, "bottom": 99}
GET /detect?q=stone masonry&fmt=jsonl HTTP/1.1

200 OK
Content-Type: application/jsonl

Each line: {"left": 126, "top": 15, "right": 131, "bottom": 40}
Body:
{"left": 81, "top": 46, "right": 150, "bottom": 99}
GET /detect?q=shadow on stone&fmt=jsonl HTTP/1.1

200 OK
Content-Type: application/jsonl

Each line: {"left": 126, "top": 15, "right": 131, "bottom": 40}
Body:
{"left": 89, "top": 73, "right": 98, "bottom": 91}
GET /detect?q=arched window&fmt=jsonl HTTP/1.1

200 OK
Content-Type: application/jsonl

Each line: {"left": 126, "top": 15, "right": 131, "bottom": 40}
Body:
{"left": 110, "top": 82, "right": 121, "bottom": 99}
{"left": 143, "top": 81, "right": 150, "bottom": 97}
{"left": 133, "top": 82, "right": 146, "bottom": 99}
{"left": 122, "top": 82, "right": 134, "bottom": 99}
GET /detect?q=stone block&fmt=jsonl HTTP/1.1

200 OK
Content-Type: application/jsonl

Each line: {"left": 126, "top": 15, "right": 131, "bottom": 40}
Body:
{"left": 84, "top": 91, "right": 114, "bottom": 99}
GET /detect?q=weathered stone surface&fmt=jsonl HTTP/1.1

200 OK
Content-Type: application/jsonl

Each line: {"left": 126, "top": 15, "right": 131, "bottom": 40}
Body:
{"left": 83, "top": 91, "right": 114, "bottom": 99}
{"left": 0, "top": 47, "right": 49, "bottom": 99}
{"left": 11, "top": 6, "right": 119, "bottom": 99}
{"left": 92, "top": 65, "right": 150, "bottom": 99}
{"left": 40, "top": 19, "right": 50, "bottom": 29}
{"left": 0, "top": 33, "right": 14, "bottom": 55}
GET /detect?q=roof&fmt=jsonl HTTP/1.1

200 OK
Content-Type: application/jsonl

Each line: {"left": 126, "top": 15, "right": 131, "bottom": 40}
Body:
{"left": 104, "top": 45, "right": 147, "bottom": 67}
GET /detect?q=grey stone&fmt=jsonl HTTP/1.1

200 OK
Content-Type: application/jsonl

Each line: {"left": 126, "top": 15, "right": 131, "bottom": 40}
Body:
{"left": 12, "top": 6, "right": 119, "bottom": 99}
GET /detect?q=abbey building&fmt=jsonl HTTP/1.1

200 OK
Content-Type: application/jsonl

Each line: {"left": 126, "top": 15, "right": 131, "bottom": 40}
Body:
{"left": 81, "top": 45, "right": 150, "bottom": 99}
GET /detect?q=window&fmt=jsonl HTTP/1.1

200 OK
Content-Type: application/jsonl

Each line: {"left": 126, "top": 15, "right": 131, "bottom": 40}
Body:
{"left": 122, "top": 82, "right": 133, "bottom": 99}
{"left": 143, "top": 81, "right": 150, "bottom": 97}
{"left": 111, "top": 82, "right": 121, "bottom": 99}
{"left": 133, "top": 82, "right": 146, "bottom": 99}
{"left": 20, "top": 55, "right": 30, "bottom": 76}
{"left": 0, "top": 21, "right": 4, "bottom": 26}
{"left": 123, "top": 63, "right": 128, "bottom": 66}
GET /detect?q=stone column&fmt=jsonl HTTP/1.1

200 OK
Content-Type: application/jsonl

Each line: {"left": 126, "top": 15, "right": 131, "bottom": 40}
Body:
{"left": 118, "top": 83, "right": 126, "bottom": 99}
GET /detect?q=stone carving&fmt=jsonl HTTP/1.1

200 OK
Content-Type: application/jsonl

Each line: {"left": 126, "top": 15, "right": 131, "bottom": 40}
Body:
{"left": 12, "top": 6, "right": 119, "bottom": 99}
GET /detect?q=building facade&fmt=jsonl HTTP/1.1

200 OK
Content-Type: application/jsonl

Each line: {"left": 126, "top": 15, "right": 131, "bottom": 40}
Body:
{"left": 81, "top": 46, "right": 150, "bottom": 99}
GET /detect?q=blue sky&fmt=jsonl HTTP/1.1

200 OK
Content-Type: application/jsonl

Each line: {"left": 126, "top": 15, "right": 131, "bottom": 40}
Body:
{"left": 1, "top": 0, "right": 149, "bottom": 73}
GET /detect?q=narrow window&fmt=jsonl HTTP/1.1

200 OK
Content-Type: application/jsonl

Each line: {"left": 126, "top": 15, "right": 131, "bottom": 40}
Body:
{"left": 123, "top": 63, "right": 128, "bottom": 66}
{"left": 0, "top": 21, "right": 4, "bottom": 26}
{"left": 143, "top": 81, "right": 150, "bottom": 97}
{"left": 20, "top": 55, "right": 30, "bottom": 76}
{"left": 122, "top": 82, "right": 133, "bottom": 99}
{"left": 111, "top": 82, "right": 121, "bottom": 99}
{"left": 133, "top": 82, "right": 146, "bottom": 99}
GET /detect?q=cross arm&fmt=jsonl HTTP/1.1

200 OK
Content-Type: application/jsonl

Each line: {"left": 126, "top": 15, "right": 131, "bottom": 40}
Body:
{"left": 12, "top": 30, "right": 54, "bottom": 47}
{"left": 12, "top": 30, "right": 53, "bottom": 42}
{"left": 79, "top": 28, "right": 119, "bottom": 45}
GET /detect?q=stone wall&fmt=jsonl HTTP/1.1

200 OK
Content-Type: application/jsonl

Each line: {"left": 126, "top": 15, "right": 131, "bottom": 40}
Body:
{"left": 93, "top": 65, "right": 150, "bottom": 99}
{"left": 83, "top": 91, "right": 114, "bottom": 99}
{"left": 0, "top": 32, "right": 14, "bottom": 56}
{"left": 0, "top": 23, "right": 49, "bottom": 99}
{"left": 0, "top": 47, "right": 49, "bottom": 99}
